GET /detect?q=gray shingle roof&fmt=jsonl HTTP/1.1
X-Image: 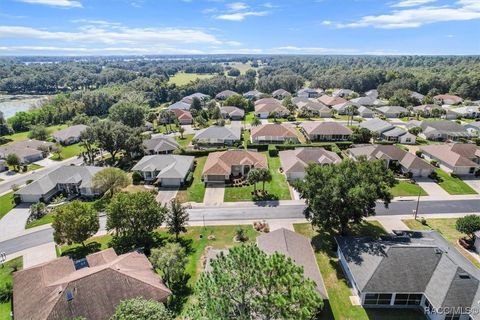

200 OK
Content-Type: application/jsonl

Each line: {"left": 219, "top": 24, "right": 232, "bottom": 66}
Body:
{"left": 52, "top": 125, "right": 88, "bottom": 141}
{"left": 168, "top": 101, "right": 191, "bottom": 110}
{"left": 360, "top": 118, "right": 394, "bottom": 133}
{"left": 194, "top": 125, "right": 241, "bottom": 141}
{"left": 143, "top": 136, "right": 179, "bottom": 153}
{"left": 132, "top": 155, "right": 194, "bottom": 179}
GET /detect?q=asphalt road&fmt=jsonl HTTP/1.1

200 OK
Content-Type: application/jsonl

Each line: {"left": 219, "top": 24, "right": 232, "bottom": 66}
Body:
{"left": 0, "top": 157, "right": 83, "bottom": 195}
{"left": 1, "top": 198, "right": 479, "bottom": 257}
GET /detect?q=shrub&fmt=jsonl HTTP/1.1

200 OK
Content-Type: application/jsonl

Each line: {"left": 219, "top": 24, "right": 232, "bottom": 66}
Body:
{"left": 420, "top": 217, "right": 427, "bottom": 225}
{"left": 415, "top": 150, "right": 423, "bottom": 157}
{"left": 428, "top": 171, "right": 439, "bottom": 181}
{"left": 430, "top": 160, "right": 438, "bottom": 167}
{"left": 22, "top": 165, "right": 28, "bottom": 172}
{"left": 404, "top": 171, "right": 413, "bottom": 179}
{"left": 11, "top": 184, "right": 19, "bottom": 192}
{"left": 185, "top": 171, "right": 194, "bottom": 186}
{"left": 0, "top": 282, "right": 12, "bottom": 302}
{"left": 26, "top": 179, "right": 34, "bottom": 184}
{"left": 235, "top": 227, "right": 248, "bottom": 242}
{"left": 132, "top": 171, "right": 143, "bottom": 185}
{"left": 473, "top": 138, "right": 480, "bottom": 146}
{"left": 268, "top": 145, "right": 278, "bottom": 157}
{"left": 456, "top": 215, "right": 480, "bottom": 239}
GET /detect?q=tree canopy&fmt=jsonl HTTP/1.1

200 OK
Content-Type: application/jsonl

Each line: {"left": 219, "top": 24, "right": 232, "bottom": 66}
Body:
{"left": 92, "top": 167, "right": 131, "bottom": 197}
{"left": 110, "top": 298, "right": 173, "bottom": 320}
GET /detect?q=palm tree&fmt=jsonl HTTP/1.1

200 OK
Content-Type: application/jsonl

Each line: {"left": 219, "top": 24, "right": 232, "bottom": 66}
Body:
{"left": 258, "top": 168, "right": 272, "bottom": 193}
{"left": 251, "top": 116, "right": 261, "bottom": 126}
{"left": 247, "top": 169, "right": 260, "bottom": 194}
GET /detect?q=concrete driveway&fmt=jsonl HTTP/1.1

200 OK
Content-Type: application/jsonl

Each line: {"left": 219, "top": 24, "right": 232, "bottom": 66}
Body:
{"left": 415, "top": 177, "right": 449, "bottom": 197}
{"left": 204, "top": 183, "right": 225, "bottom": 206}
{"left": 0, "top": 204, "right": 31, "bottom": 241}
{"left": 156, "top": 188, "right": 178, "bottom": 205}
{"left": 462, "top": 177, "right": 480, "bottom": 194}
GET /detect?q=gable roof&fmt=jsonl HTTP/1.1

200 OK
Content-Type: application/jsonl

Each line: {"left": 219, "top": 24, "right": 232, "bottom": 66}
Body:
{"left": 336, "top": 230, "right": 480, "bottom": 311}
{"left": 13, "top": 248, "right": 171, "bottom": 320}
{"left": 418, "top": 120, "right": 469, "bottom": 136}
{"left": 254, "top": 98, "right": 288, "bottom": 114}
{"left": 332, "top": 101, "right": 360, "bottom": 112}
{"left": 279, "top": 148, "right": 341, "bottom": 173}
{"left": 243, "top": 90, "right": 263, "bottom": 99}
{"left": 181, "top": 92, "right": 209, "bottom": 104}
{"left": 301, "top": 101, "right": 330, "bottom": 112}
{"left": 168, "top": 101, "right": 190, "bottom": 110}
{"left": 300, "top": 121, "right": 352, "bottom": 136}
{"left": 421, "top": 144, "right": 480, "bottom": 167}
{"left": 132, "top": 155, "right": 194, "bottom": 179}
{"left": 203, "top": 150, "right": 267, "bottom": 175}
{"left": 257, "top": 228, "right": 328, "bottom": 299}
{"left": 52, "top": 125, "right": 88, "bottom": 141}
{"left": 15, "top": 165, "right": 103, "bottom": 197}
{"left": 0, "top": 139, "right": 54, "bottom": 159}
{"left": 376, "top": 106, "right": 409, "bottom": 115}
{"left": 318, "top": 95, "right": 347, "bottom": 106}
{"left": 359, "top": 118, "right": 394, "bottom": 133}
{"left": 434, "top": 94, "right": 463, "bottom": 104}
{"left": 251, "top": 123, "right": 297, "bottom": 139}
{"left": 171, "top": 108, "right": 193, "bottom": 120}
{"left": 272, "top": 89, "right": 291, "bottom": 97}
{"left": 194, "top": 125, "right": 241, "bottom": 141}
{"left": 358, "top": 106, "right": 374, "bottom": 114}
{"left": 215, "top": 90, "right": 238, "bottom": 99}
{"left": 221, "top": 106, "right": 245, "bottom": 117}
{"left": 143, "top": 136, "right": 180, "bottom": 153}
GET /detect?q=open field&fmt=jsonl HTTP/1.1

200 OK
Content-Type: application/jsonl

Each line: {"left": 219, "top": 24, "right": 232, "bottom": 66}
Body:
{"left": 168, "top": 72, "right": 214, "bottom": 86}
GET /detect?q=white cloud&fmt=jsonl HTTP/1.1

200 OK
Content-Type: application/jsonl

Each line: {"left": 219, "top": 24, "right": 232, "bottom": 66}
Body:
{"left": 227, "top": 2, "right": 248, "bottom": 11}
{"left": 333, "top": 0, "right": 480, "bottom": 28}
{"left": 17, "top": 0, "right": 82, "bottom": 8}
{"left": 391, "top": 0, "right": 436, "bottom": 7}
{"left": 216, "top": 11, "right": 268, "bottom": 21}
{"left": 0, "top": 45, "right": 205, "bottom": 55}
{"left": 0, "top": 25, "right": 222, "bottom": 45}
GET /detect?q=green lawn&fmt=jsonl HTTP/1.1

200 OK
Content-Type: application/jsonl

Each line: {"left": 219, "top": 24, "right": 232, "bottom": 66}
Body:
{"left": 176, "top": 156, "right": 206, "bottom": 203}
{"left": 224, "top": 153, "right": 291, "bottom": 202}
{"left": 242, "top": 111, "right": 255, "bottom": 125}
{"left": 403, "top": 218, "right": 480, "bottom": 269}
{"left": 168, "top": 72, "right": 214, "bottom": 85}
{"left": 25, "top": 213, "right": 55, "bottom": 229}
{"left": 390, "top": 180, "right": 428, "bottom": 197}
{"left": 175, "top": 134, "right": 194, "bottom": 149}
{"left": 7, "top": 163, "right": 43, "bottom": 173}
{"left": 435, "top": 169, "right": 477, "bottom": 195}
{"left": 49, "top": 143, "right": 84, "bottom": 161}
{"left": 2, "top": 124, "right": 67, "bottom": 144}
{"left": 0, "top": 257, "right": 23, "bottom": 320}
{"left": 243, "top": 129, "right": 250, "bottom": 148}
{"left": 294, "top": 221, "right": 426, "bottom": 320}
{"left": 0, "top": 192, "right": 16, "bottom": 220}
{"left": 60, "top": 225, "right": 259, "bottom": 315}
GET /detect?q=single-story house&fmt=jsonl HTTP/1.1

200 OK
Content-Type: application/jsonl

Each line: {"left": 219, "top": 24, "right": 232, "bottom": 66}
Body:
{"left": 143, "top": 135, "right": 180, "bottom": 154}
{"left": 318, "top": 95, "right": 347, "bottom": 107}
{"left": 52, "top": 124, "right": 88, "bottom": 145}
{"left": 300, "top": 101, "right": 332, "bottom": 117}
{"left": 358, "top": 106, "right": 374, "bottom": 118}
{"left": 411, "top": 120, "right": 471, "bottom": 141}
{"left": 292, "top": 97, "right": 311, "bottom": 108}
{"left": 272, "top": 89, "right": 291, "bottom": 99}
{"left": 365, "top": 89, "right": 379, "bottom": 99}
{"left": 297, "top": 88, "right": 320, "bottom": 98}
{"left": 254, "top": 98, "right": 289, "bottom": 119}
{"left": 348, "top": 144, "right": 433, "bottom": 177}
{"left": 351, "top": 96, "right": 377, "bottom": 106}
{"left": 413, "top": 104, "right": 444, "bottom": 117}
{"left": 421, "top": 143, "right": 480, "bottom": 175}
{"left": 181, "top": 92, "right": 210, "bottom": 104}
{"left": 202, "top": 150, "right": 267, "bottom": 183}
{"left": 171, "top": 109, "right": 193, "bottom": 125}
{"left": 332, "top": 88, "right": 354, "bottom": 98}
{"left": 452, "top": 106, "right": 480, "bottom": 118}
{"left": 193, "top": 125, "right": 241, "bottom": 146}
{"left": 337, "top": 230, "right": 480, "bottom": 320}
{"left": 376, "top": 106, "right": 410, "bottom": 118}
{"left": 15, "top": 165, "right": 103, "bottom": 203}
{"left": 300, "top": 121, "right": 352, "bottom": 142}
{"left": 250, "top": 123, "right": 298, "bottom": 144}
{"left": 13, "top": 248, "right": 171, "bottom": 320}
{"left": 168, "top": 101, "right": 191, "bottom": 111}
{"left": 332, "top": 101, "right": 360, "bottom": 115}
{"left": 257, "top": 228, "right": 328, "bottom": 300}
{"left": 243, "top": 90, "right": 263, "bottom": 100}
{"left": 410, "top": 91, "right": 425, "bottom": 102}
{"left": 360, "top": 118, "right": 395, "bottom": 135}
{"left": 220, "top": 106, "right": 245, "bottom": 120}
{"left": 381, "top": 127, "right": 417, "bottom": 144}
{"left": 464, "top": 122, "right": 480, "bottom": 137}
{"left": 433, "top": 94, "right": 463, "bottom": 105}
{"left": 279, "top": 148, "right": 341, "bottom": 181}
{"left": 215, "top": 90, "right": 238, "bottom": 100}
{"left": 0, "top": 139, "right": 54, "bottom": 164}
{"left": 132, "top": 154, "right": 194, "bottom": 186}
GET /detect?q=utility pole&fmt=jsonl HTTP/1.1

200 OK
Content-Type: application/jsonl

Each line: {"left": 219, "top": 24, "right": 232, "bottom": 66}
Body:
{"left": 414, "top": 185, "right": 421, "bottom": 220}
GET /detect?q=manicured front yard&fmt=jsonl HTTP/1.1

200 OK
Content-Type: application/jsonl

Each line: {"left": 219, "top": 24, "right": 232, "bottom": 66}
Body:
{"left": 175, "top": 134, "right": 194, "bottom": 149}
{"left": 49, "top": 143, "right": 84, "bottom": 161}
{"left": 0, "top": 257, "right": 23, "bottom": 320}
{"left": 435, "top": 169, "right": 477, "bottom": 195}
{"left": 176, "top": 156, "right": 206, "bottom": 203}
{"left": 390, "top": 180, "right": 428, "bottom": 197}
{"left": 402, "top": 218, "right": 480, "bottom": 268}
{"left": 25, "top": 213, "right": 55, "bottom": 229}
{"left": 223, "top": 153, "right": 291, "bottom": 202}
{"left": 7, "top": 163, "right": 43, "bottom": 173}
{"left": 60, "top": 225, "right": 259, "bottom": 315}
{"left": 294, "top": 221, "right": 426, "bottom": 320}
{"left": 0, "top": 192, "right": 16, "bottom": 220}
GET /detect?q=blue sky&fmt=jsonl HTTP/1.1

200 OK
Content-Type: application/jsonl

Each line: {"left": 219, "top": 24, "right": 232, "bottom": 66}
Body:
{"left": 0, "top": 0, "right": 479, "bottom": 55}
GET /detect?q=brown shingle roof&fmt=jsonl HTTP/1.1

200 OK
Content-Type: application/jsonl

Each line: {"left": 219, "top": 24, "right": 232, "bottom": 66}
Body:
{"left": 13, "top": 248, "right": 171, "bottom": 320}
{"left": 421, "top": 144, "right": 480, "bottom": 167}
{"left": 279, "top": 148, "right": 341, "bottom": 173}
{"left": 251, "top": 123, "right": 297, "bottom": 139}
{"left": 318, "top": 95, "right": 347, "bottom": 106}
{"left": 203, "top": 150, "right": 267, "bottom": 176}
{"left": 254, "top": 98, "right": 288, "bottom": 114}
{"left": 171, "top": 108, "right": 193, "bottom": 120}
{"left": 300, "top": 122, "right": 352, "bottom": 136}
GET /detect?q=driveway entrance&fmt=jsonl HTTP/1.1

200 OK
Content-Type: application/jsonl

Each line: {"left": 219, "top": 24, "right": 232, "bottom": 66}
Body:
{"left": 204, "top": 183, "right": 225, "bottom": 206}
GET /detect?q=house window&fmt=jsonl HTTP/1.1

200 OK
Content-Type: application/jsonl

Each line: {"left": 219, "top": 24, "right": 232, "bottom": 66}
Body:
{"left": 364, "top": 293, "right": 392, "bottom": 305}
{"left": 394, "top": 293, "right": 422, "bottom": 306}
{"left": 406, "top": 138, "right": 412, "bottom": 143}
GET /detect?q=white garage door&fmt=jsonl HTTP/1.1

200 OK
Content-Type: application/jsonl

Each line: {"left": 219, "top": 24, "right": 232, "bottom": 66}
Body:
{"left": 161, "top": 178, "right": 181, "bottom": 187}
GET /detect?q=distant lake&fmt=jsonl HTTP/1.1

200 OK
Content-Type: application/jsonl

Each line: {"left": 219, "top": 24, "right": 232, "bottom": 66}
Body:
{"left": 0, "top": 95, "right": 50, "bottom": 119}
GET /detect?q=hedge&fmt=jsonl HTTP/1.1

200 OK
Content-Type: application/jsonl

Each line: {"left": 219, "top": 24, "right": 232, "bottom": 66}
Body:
{"left": 268, "top": 145, "right": 278, "bottom": 157}
{"left": 175, "top": 147, "right": 228, "bottom": 156}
